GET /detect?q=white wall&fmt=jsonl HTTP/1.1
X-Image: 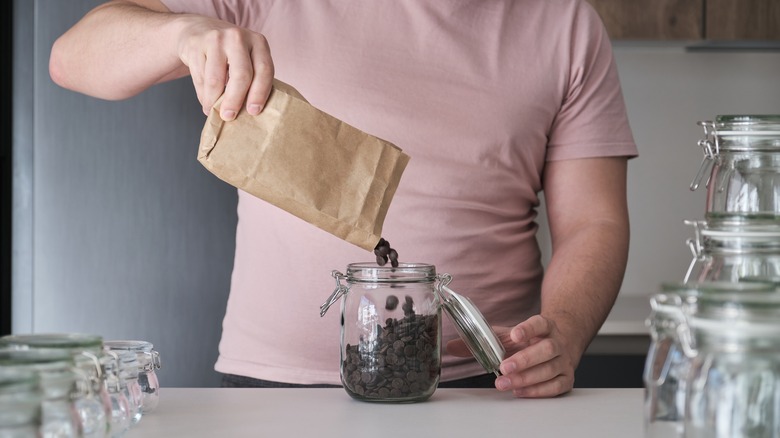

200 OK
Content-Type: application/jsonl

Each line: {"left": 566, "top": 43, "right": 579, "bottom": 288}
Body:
{"left": 539, "top": 45, "right": 780, "bottom": 297}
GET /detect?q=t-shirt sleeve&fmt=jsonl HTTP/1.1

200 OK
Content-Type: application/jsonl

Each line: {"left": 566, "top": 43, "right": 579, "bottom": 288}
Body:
{"left": 546, "top": 0, "right": 638, "bottom": 161}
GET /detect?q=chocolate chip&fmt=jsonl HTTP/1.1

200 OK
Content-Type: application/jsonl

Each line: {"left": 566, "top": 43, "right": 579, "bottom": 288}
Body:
{"left": 373, "top": 238, "right": 400, "bottom": 268}
{"left": 385, "top": 295, "right": 399, "bottom": 311}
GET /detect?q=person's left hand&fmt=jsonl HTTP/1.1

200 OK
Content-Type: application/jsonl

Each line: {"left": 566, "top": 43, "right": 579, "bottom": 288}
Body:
{"left": 446, "top": 314, "right": 578, "bottom": 398}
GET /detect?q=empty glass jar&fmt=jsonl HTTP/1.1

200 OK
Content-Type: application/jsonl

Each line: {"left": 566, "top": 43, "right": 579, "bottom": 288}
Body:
{"left": 103, "top": 341, "right": 160, "bottom": 414}
{"left": 644, "top": 292, "right": 687, "bottom": 438}
{"left": 679, "top": 291, "right": 780, "bottom": 438}
{"left": 0, "top": 333, "right": 112, "bottom": 438}
{"left": 690, "top": 115, "right": 780, "bottom": 219}
{"left": 0, "top": 368, "right": 42, "bottom": 437}
{"left": 684, "top": 220, "right": 780, "bottom": 283}
{"left": 0, "top": 348, "right": 86, "bottom": 438}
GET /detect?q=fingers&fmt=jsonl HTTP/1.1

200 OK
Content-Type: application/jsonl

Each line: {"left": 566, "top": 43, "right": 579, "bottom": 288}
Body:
{"left": 245, "top": 40, "right": 274, "bottom": 115}
{"left": 494, "top": 346, "right": 573, "bottom": 398}
{"left": 509, "top": 314, "right": 554, "bottom": 344}
{"left": 512, "top": 375, "right": 573, "bottom": 398}
{"left": 179, "top": 19, "right": 273, "bottom": 120}
{"left": 492, "top": 315, "right": 575, "bottom": 398}
{"left": 203, "top": 43, "right": 228, "bottom": 116}
{"left": 499, "top": 337, "right": 561, "bottom": 378}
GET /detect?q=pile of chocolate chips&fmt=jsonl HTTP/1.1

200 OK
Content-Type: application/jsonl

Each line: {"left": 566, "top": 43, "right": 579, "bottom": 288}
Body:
{"left": 342, "top": 296, "right": 440, "bottom": 400}
{"left": 373, "top": 238, "right": 399, "bottom": 267}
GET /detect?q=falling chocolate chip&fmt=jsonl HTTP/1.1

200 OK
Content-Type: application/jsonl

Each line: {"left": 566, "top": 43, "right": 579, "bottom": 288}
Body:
{"left": 373, "top": 238, "right": 400, "bottom": 268}
{"left": 385, "top": 295, "right": 399, "bottom": 311}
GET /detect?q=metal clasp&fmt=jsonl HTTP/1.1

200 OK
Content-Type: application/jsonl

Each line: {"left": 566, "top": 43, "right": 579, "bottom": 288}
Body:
{"left": 319, "top": 270, "right": 348, "bottom": 317}
{"left": 683, "top": 220, "right": 705, "bottom": 283}
{"left": 690, "top": 121, "right": 719, "bottom": 191}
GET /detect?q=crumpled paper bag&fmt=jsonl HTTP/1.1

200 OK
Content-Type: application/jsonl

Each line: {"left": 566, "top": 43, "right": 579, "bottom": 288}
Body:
{"left": 197, "top": 79, "right": 410, "bottom": 251}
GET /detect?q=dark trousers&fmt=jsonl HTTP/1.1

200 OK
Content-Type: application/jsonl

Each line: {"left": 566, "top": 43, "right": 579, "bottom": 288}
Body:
{"left": 221, "top": 373, "right": 497, "bottom": 388}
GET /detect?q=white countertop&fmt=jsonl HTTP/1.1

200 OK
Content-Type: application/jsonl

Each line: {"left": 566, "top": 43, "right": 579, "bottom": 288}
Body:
{"left": 132, "top": 388, "right": 644, "bottom": 437}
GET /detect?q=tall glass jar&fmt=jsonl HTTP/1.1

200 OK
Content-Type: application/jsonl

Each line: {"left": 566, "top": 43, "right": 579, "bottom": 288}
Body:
{"left": 0, "top": 368, "right": 42, "bottom": 437}
{"left": 0, "top": 333, "right": 112, "bottom": 438}
{"left": 322, "top": 263, "right": 442, "bottom": 403}
{"left": 0, "top": 348, "right": 85, "bottom": 438}
{"left": 684, "top": 220, "right": 780, "bottom": 283}
{"left": 103, "top": 341, "right": 160, "bottom": 414}
{"left": 679, "top": 291, "right": 780, "bottom": 438}
{"left": 690, "top": 115, "right": 780, "bottom": 219}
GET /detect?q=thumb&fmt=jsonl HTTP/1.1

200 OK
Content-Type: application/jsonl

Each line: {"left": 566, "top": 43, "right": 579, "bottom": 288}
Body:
{"left": 445, "top": 326, "right": 518, "bottom": 357}
{"left": 445, "top": 338, "right": 473, "bottom": 357}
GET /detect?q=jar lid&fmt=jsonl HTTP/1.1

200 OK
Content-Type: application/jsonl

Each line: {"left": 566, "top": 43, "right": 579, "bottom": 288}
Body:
{"left": 104, "top": 340, "right": 154, "bottom": 352}
{"left": 0, "top": 348, "right": 74, "bottom": 367}
{"left": 713, "top": 114, "right": 780, "bottom": 128}
{"left": 436, "top": 275, "right": 505, "bottom": 376}
{"left": 0, "top": 333, "right": 103, "bottom": 351}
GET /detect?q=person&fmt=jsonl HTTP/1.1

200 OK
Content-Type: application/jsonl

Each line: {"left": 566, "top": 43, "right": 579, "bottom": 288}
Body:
{"left": 50, "top": 0, "right": 638, "bottom": 397}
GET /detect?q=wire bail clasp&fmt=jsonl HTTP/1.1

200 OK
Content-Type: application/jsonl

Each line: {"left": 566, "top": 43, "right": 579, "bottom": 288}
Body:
{"left": 690, "top": 120, "right": 719, "bottom": 191}
{"left": 320, "top": 270, "right": 348, "bottom": 317}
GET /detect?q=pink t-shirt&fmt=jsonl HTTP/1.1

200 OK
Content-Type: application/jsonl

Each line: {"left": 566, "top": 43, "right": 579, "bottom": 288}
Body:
{"left": 162, "top": 0, "right": 638, "bottom": 384}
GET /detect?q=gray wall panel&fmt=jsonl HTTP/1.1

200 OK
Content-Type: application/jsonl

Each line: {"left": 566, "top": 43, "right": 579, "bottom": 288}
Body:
{"left": 15, "top": 0, "right": 237, "bottom": 387}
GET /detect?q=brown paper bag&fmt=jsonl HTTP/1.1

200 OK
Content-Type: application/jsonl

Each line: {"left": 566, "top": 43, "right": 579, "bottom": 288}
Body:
{"left": 197, "top": 79, "right": 410, "bottom": 251}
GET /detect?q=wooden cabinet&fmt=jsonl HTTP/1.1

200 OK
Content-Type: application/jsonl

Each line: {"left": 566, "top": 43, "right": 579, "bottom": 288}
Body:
{"left": 706, "top": 0, "right": 780, "bottom": 40}
{"left": 585, "top": 0, "right": 703, "bottom": 40}
{"left": 586, "top": 0, "right": 780, "bottom": 41}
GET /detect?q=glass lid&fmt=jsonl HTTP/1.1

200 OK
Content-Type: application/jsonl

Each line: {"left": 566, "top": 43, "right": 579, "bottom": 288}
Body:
{"left": 435, "top": 275, "right": 505, "bottom": 376}
{"left": 0, "top": 333, "right": 104, "bottom": 350}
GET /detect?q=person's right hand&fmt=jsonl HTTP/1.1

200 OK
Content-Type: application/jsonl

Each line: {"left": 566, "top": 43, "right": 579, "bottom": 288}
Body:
{"left": 175, "top": 15, "right": 274, "bottom": 121}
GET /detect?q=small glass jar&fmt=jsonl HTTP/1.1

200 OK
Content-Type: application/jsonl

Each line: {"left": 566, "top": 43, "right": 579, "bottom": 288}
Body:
{"left": 100, "top": 353, "right": 133, "bottom": 437}
{"left": 679, "top": 291, "right": 780, "bottom": 438}
{"left": 0, "top": 368, "right": 42, "bottom": 437}
{"left": 690, "top": 115, "right": 780, "bottom": 219}
{"left": 0, "top": 348, "right": 86, "bottom": 438}
{"left": 103, "top": 341, "right": 160, "bottom": 414}
{"left": 321, "top": 263, "right": 504, "bottom": 403}
{"left": 644, "top": 292, "right": 687, "bottom": 438}
{"left": 0, "top": 333, "right": 112, "bottom": 438}
{"left": 683, "top": 220, "right": 780, "bottom": 283}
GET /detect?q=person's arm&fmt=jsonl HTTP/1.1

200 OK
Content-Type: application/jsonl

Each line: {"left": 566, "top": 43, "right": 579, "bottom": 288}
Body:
{"left": 493, "top": 156, "right": 630, "bottom": 397}
{"left": 49, "top": 0, "right": 273, "bottom": 120}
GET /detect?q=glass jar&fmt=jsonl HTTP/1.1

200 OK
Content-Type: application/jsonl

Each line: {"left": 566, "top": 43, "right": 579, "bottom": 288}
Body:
{"left": 684, "top": 220, "right": 780, "bottom": 283}
{"left": 0, "top": 333, "right": 112, "bottom": 438}
{"left": 0, "top": 348, "right": 86, "bottom": 438}
{"left": 322, "top": 263, "right": 442, "bottom": 403}
{"left": 647, "top": 282, "right": 776, "bottom": 438}
{"left": 112, "top": 351, "right": 142, "bottom": 426}
{"left": 320, "top": 263, "right": 504, "bottom": 403}
{"left": 103, "top": 341, "right": 160, "bottom": 414}
{"left": 679, "top": 291, "right": 780, "bottom": 438}
{"left": 644, "top": 292, "right": 687, "bottom": 438}
{"left": 99, "top": 353, "right": 133, "bottom": 437}
{"left": 0, "top": 368, "right": 42, "bottom": 437}
{"left": 690, "top": 115, "right": 780, "bottom": 219}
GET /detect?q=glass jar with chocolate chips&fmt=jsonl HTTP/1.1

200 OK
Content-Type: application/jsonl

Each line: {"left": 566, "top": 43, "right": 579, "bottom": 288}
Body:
{"left": 321, "top": 259, "right": 504, "bottom": 403}
{"left": 321, "top": 263, "right": 441, "bottom": 403}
